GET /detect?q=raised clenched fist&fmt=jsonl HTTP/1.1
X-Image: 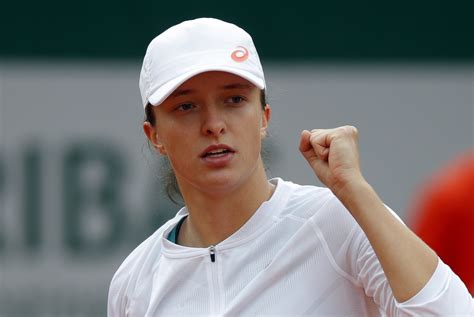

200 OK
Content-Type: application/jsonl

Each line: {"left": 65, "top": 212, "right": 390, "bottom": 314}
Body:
{"left": 299, "top": 126, "right": 365, "bottom": 197}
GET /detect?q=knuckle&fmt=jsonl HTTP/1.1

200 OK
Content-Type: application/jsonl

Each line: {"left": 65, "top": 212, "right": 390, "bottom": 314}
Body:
{"left": 342, "top": 125, "right": 358, "bottom": 136}
{"left": 351, "top": 126, "right": 359, "bottom": 135}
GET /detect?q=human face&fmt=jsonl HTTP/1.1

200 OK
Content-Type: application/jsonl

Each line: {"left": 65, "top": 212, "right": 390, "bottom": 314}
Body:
{"left": 144, "top": 71, "right": 270, "bottom": 196}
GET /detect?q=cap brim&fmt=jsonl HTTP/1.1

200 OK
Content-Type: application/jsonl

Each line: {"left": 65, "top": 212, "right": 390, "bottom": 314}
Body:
{"left": 146, "top": 66, "right": 265, "bottom": 107}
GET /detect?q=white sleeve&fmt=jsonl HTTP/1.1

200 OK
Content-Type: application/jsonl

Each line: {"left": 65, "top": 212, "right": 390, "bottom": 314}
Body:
{"left": 352, "top": 224, "right": 474, "bottom": 316}
{"left": 107, "top": 269, "right": 128, "bottom": 317}
{"left": 323, "top": 196, "right": 474, "bottom": 315}
{"left": 396, "top": 259, "right": 474, "bottom": 315}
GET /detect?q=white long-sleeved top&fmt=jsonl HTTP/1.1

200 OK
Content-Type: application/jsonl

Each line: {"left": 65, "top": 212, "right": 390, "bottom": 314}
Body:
{"left": 108, "top": 178, "right": 473, "bottom": 316}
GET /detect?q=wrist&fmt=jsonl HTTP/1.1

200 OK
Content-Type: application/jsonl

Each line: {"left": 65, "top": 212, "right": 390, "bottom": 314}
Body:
{"left": 333, "top": 177, "right": 374, "bottom": 209}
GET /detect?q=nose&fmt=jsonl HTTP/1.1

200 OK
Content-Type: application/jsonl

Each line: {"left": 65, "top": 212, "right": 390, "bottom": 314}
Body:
{"left": 201, "top": 105, "right": 226, "bottom": 137}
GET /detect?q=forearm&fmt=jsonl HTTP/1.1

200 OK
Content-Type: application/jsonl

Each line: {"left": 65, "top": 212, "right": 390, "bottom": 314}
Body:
{"left": 336, "top": 179, "right": 438, "bottom": 303}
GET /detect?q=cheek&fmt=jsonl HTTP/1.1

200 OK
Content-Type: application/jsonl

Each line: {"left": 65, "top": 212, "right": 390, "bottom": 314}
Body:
{"left": 165, "top": 142, "right": 194, "bottom": 176}
{"left": 157, "top": 120, "right": 187, "bottom": 146}
{"left": 163, "top": 131, "right": 190, "bottom": 155}
{"left": 239, "top": 115, "right": 264, "bottom": 155}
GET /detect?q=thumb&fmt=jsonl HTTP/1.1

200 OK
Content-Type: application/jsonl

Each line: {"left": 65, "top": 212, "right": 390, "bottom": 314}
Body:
{"left": 299, "top": 130, "right": 317, "bottom": 161}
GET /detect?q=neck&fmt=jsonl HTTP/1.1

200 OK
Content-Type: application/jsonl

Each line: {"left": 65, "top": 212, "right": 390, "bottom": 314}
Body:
{"left": 177, "top": 161, "right": 274, "bottom": 248}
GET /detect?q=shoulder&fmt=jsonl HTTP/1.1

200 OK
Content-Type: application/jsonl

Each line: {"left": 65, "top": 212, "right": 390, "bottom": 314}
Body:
{"left": 274, "top": 179, "right": 365, "bottom": 277}
{"left": 276, "top": 178, "right": 349, "bottom": 223}
{"left": 276, "top": 178, "right": 363, "bottom": 249}
{"left": 111, "top": 222, "right": 166, "bottom": 281}
{"left": 107, "top": 212, "right": 183, "bottom": 312}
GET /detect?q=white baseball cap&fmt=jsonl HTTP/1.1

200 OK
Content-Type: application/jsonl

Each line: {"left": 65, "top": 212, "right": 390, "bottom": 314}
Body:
{"left": 139, "top": 18, "right": 266, "bottom": 108}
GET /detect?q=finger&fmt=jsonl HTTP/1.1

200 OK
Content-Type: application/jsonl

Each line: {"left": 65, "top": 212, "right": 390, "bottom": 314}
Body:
{"left": 310, "top": 130, "right": 331, "bottom": 161}
{"left": 310, "top": 129, "right": 332, "bottom": 147}
{"left": 299, "top": 130, "right": 319, "bottom": 164}
{"left": 298, "top": 130, "right": 312, "bottom": 153}
{"left": 314, "top": 143, "right": 329, "bottom": 162}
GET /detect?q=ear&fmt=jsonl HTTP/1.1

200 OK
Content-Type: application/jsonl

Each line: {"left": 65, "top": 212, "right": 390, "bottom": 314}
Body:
{"left": 260, "top": 104, "right": 271, "bottom": 138}
{"left": 143, "top": 121, "right": 167, "bottom": 155}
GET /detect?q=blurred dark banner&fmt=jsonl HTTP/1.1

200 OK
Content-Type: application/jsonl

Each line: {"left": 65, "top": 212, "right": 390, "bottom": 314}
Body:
{"left": 1, "top": 1, "right": 472, "bottom": 61}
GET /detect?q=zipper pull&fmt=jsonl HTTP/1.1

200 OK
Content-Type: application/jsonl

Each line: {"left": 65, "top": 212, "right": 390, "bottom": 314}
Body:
{"left": 209, "top": 245, "right": 216, "bottom": 263}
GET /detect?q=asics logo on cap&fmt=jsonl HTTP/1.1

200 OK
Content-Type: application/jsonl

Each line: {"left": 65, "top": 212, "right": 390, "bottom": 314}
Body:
{"left": 231, "top": 46, "right": 249, "bottom": 62}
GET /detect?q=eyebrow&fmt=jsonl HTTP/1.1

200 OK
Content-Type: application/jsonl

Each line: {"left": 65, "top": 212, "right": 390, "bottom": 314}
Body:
{"left": 219, "top": 83, "right": 253, "bottom": 90}
{"left": 170, "top": 89, "right": 194, "bottom": 98}
{"left": 170, "top": 83, "right": 252, "bottom": 98}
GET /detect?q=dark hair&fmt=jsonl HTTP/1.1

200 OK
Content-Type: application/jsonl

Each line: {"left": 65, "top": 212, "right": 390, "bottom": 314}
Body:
{"left": 145, "top": 89, "right": 268, "bottom": 204}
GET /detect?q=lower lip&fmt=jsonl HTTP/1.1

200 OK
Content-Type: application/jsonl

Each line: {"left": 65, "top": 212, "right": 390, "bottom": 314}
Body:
{"left": 201, "top": 152, "right": 235, "bottom": 168}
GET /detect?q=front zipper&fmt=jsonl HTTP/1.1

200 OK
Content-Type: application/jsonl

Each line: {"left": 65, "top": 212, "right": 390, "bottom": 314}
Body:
{"left": 209, "top": 245, "right": 216, "bottom": 262}
{"left": 207, "top": 244, "right": 220, "bottom": 314}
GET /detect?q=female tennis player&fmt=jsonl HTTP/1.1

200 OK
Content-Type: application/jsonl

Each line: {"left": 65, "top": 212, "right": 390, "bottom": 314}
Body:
{"left": 108, "top": 18, "right": 473, "bottom": 316}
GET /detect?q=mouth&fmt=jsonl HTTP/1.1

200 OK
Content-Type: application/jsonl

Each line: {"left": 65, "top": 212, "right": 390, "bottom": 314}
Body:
{"left": 200, "top": 144, "right": 236, "bottom": 158}
{"left": 203, "top": 149, "right": 233, "bottom": 158}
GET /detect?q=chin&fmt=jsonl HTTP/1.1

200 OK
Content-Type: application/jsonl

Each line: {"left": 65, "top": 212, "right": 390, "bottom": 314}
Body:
{"left": 196, "top": 172, "right": 245, "bottom": 195}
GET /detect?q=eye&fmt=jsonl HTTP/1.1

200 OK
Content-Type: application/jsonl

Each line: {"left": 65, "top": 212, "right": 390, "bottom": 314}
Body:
{"left": 175, "top": 103, "right": 195, "bottom": 112}
{"left": 225, "top": 96, "right": 245, "bottom": 105}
